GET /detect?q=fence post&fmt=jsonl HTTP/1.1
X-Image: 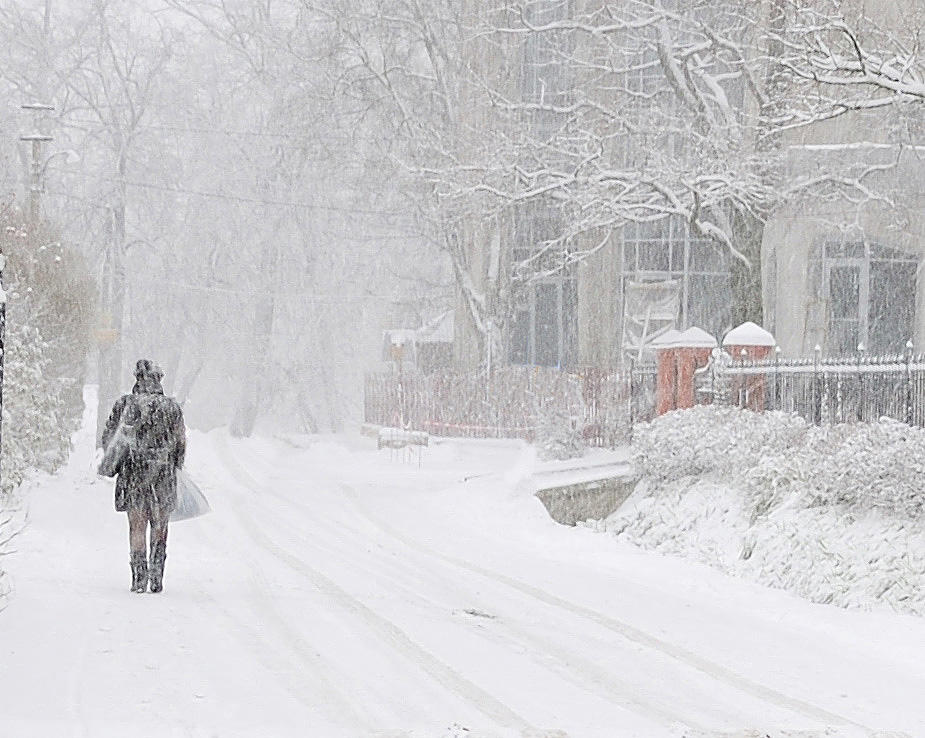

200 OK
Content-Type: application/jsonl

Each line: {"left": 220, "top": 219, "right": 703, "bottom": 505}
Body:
{"left": 836, "top": 367, "right": 843, "bottom": 424}
{"left": 773, "top": 345, "right": 780, "bottom": 412}
{"left": 905, "top": 339, "right": 914, "bottom": 425}
{"left": 738, "top": 348, "right": 747, "bottom": 409}
{"left": 710, "top": 350, "right": 717, "bottom": 405}
{"left": 397, "top": 364, "right": 405, "bottom": 428}
{"left": 812, "top": 344, "right": 822, "bottom": 425}
{"left": 628, "top": 358, "right": 636, "bottom": 429}
{"left": 857, "top": 342, "right": 865, "bottom": 422}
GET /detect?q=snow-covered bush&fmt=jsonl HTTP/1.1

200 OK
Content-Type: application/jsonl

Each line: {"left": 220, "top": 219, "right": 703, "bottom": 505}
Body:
{"left": 0, "top": 212, "right": 93, "bottom": 494}
{"left": 633, "top": 405, "right": 809, "bottom": 481}
{"left": 635, "top": 406, "right": 925, "bottom": 519}
{"left": 1, "top": 324, "right": 79, "bottom": 492}
{"left": 739, "top": 418, "right": 925, "bottom": 520}
{"left": 536, "top": 404, "right": 586, "bottom": 460}
{"left": 591, "top": 406, "right": 925, "bottom": 615}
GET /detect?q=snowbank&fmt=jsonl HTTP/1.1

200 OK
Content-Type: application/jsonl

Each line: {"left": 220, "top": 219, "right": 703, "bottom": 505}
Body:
{"left": 589, "top": 406, "right": 925, "bottom": 615}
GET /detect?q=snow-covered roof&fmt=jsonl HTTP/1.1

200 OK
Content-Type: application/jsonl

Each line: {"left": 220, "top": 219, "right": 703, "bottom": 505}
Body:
{"left": 384, "top": 329, "right": 416, "bottom": 346}
{"left": 651, "top": 328, "right": 682, "bottom": 347}
{"left": 383, "top": 311, "right": 454, "bottom": 351}
{"left": 722, "top": 321, "right": 776, "bottom": 347}
{"left": 674, "top": 327, "right": 717, "bottom": 348}
{"left": 416, "top": 310, "right": 454, "bottom": 344}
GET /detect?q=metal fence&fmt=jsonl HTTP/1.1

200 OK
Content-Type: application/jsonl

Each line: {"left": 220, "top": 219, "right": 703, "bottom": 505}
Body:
{"left": 715, "top": 348, "right": 925, "bottom": 425}
{"left": 364, "top": 347, "right": 925, "bottom": 443}
{"left": 364, "top": 365, "right": 647, "bottom": 446}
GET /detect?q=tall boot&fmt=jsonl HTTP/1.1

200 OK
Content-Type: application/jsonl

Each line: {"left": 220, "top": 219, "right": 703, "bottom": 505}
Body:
{"left": 149, "top": 540, "right": 167, "bottom": 593}
{"left": 130, "top": 551, "right": 148, "bottom": 593}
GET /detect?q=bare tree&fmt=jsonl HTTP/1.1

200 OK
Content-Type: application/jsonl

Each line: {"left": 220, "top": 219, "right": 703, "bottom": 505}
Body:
{"left": 159, "top": 0, "right": 453, "bottom": 431}
{"left": 0, "top": 0, "right": 179, "bottom": 439}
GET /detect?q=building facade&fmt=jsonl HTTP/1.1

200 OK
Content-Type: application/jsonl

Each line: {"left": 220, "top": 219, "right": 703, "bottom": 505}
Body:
{"left": 452, "top": 1, "right": 924, "bottom": 370}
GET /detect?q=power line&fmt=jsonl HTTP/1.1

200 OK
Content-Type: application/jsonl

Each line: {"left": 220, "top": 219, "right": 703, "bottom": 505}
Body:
{"left": 63, "top": 117, "right": 348, "bottom": 142}
{"left": 121, "top": 178, "right": 403, "bottom": 217}
{"left": 125, "top": 275, "right": 392, "bottom": 301}
{"left": 45, "top": 188, "right": 419, "bottom": 242}
{"left": 53, "top": 173, "right": 409, "bottom": 219}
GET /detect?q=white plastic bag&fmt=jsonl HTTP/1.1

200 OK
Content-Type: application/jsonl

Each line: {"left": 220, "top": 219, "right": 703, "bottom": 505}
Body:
{"left": 171, "top": 469, "right": 211, "bottom": 522}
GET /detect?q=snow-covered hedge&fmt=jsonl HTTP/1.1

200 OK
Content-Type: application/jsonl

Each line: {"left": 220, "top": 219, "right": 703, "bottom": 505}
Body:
{"left": 592, "top": 405, "right": 925, "bottom": 615}
{"left": 1, "top": 324, "right": 79, "bottom": 491}
{"left": 0, "top": 214, "right": 92, "bottom": 495}
{"left": 744, "top": 418, "right": 925, "bottom": 519}
{"left": 633, "top": 405, "right": 809, "bottom": 481}
{"left": 634, "top": 405, "right": 925, "bottom": 520}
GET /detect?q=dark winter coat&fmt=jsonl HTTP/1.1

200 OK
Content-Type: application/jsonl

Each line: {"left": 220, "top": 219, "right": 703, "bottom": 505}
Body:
{"left": 102, "top": 376, "right": 186, "bottom": 513}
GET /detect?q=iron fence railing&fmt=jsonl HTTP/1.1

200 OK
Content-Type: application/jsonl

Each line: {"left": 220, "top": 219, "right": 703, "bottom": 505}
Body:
{"left": 364, "top": 365, "right": 642, "bottom": 446}
{"left": 629, "top": 362, "right": 658, "bottom": 425}
{"left": 713, "top": 347, "right": 925, "bottom": 425}
{"left": 365, "top": 347, "right": 925, "bottom": 446}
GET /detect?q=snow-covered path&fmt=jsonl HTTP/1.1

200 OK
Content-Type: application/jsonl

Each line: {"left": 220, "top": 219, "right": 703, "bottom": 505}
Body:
{"left": 2, "top": 410, "right": 925, "bottom": 737}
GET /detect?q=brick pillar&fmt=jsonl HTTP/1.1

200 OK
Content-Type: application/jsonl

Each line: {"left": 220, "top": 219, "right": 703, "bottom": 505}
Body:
{"left": 676, "top": 346, "right": 714, "bottom": 409}
{"left": 656, "top": 346, "right": 677, "bottom": 415}
{"left": 722, "top": 322, "right": 776, "bottom": 412}
{"left": 652, "top": 329, "right": 682, "bottom": 416}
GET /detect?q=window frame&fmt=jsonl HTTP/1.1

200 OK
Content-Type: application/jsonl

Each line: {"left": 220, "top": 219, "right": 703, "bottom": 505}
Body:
{"left": 811, "top": 240, "right": 919, "bottom": 355}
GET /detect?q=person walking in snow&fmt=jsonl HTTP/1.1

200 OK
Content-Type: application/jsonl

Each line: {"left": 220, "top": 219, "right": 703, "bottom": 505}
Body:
{"left": 102, "top": 359, "right": 186, "bottom": 593}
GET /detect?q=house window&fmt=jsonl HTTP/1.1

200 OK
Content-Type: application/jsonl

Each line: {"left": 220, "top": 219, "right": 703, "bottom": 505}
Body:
{"left": 509, "top": 199, "right": 577, "bottom": 367}
{"left": 510, "top": 280, "right": 577, "bottom": 368}
{"left": 810, "top": 240, "right": 918, "bottom": 355}
{"left": 618, "top": 217, "right": 731, "bottom": 361}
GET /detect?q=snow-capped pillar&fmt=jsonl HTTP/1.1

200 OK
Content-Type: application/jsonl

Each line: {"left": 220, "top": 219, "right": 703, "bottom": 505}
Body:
{"left": 722, "top": 322, "right": 776, "bottom": 412}
{"left": 652, "top": 330, "right": 681, "bottom": 416}
{"left": 673, "top": 328, "right": 717, "bottom": 410}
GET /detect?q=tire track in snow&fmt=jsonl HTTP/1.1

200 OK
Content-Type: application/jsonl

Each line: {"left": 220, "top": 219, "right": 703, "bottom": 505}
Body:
{"left": 209, "top": 435, "right": 536, "bottom": 735}
{"left": 191, "top": 498, "right": 377, "bottom": 735}
{"left": 215, "top": 449, "right": 703, "bottom": 732}
{"left": 334, "top": 483, "right": 876, "bottom": 736}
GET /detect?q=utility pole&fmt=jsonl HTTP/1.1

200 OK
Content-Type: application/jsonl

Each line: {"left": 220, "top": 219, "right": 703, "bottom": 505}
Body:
{"left": 20, "top": 103, "right": 55, "bottom": 224}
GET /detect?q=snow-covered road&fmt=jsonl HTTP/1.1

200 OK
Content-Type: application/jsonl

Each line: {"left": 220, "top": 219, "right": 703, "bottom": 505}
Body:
{"left": 2, "top": 410, "right": 924, "bottom": 738}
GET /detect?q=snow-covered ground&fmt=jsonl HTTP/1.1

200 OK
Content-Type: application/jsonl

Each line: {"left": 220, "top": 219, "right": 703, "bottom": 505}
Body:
{"left": 2, "top": 395, "right": 925, "bottom": 737}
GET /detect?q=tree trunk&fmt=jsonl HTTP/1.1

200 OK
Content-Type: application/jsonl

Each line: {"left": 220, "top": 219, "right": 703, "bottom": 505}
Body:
{"left": 725, "top": 0, "right": 787, "bottom": 334}
{"left": 728, "top": 210, "right": 765, "bottom": 329}
{"left": 96, "top": 200, "right": 125, "bottom": 446}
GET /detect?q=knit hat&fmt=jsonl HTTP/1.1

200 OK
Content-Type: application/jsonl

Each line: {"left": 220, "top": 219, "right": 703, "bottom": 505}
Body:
{"left": 134, "top": 359, "right": 164, "bottom": 380}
